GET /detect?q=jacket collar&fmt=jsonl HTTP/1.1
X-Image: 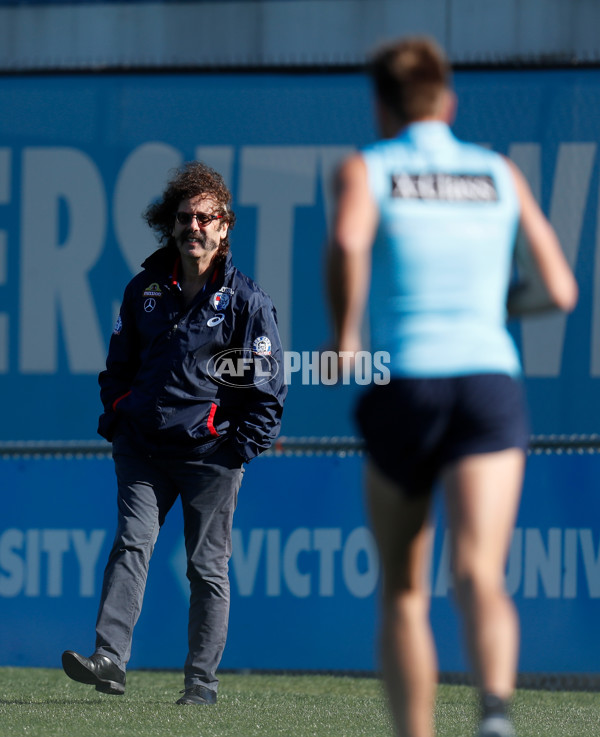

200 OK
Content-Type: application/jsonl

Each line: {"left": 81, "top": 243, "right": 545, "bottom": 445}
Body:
{"left": 142, "top": 245, "right": 234, "bottom": 279}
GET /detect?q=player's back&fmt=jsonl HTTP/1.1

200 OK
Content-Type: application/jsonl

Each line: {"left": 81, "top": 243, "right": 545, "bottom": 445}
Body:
{"left": 362, "top": 121, "right": 521, "bottom": 378}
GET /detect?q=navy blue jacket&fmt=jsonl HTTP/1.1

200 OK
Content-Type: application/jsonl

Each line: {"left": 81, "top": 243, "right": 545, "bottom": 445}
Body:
{"left": 98, "top": 246, "right": 287, "bottom": 462}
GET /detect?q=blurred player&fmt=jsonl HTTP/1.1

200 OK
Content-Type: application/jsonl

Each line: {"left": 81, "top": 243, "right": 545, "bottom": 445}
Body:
{"left": 327, "top": 37, "right": 577, "bottom": 737}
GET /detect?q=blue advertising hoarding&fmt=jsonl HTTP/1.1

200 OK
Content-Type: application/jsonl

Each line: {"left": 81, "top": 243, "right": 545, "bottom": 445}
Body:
{"left": 2, "top": 451, "right": 600, "bottom": 673}
{"left": 0, "top": 68, "right": 597, "bottom": 440}
{"left": 2, "top": 67, "right": 600, "bottom": 675}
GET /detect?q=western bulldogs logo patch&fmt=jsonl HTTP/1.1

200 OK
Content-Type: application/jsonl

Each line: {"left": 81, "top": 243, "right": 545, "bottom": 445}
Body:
{"left": 210, "top": 288, "right": 234, "bottom": 311}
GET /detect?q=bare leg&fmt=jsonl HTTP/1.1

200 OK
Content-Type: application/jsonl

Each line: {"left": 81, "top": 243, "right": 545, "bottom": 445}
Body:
{"left": 442, "top": 449, "right": 525, "bottom": 699}
{"left": 367, "top": 461, "right": 436, "bottom": 737}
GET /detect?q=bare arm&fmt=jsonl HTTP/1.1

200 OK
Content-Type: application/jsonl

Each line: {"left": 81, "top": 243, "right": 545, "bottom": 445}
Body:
{"left": 506, "top": 157, "right": 578, "bottom": 314}
{"left": 326, "top": 153, "right": 379, "bottom": 354}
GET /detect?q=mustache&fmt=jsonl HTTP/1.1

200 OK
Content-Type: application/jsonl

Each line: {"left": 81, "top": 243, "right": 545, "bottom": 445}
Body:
{"left": 177, "top": 230, "right": 217, "bottom": 252}
{"left": 181, "top": 229, "right": 203, "bottom": 240}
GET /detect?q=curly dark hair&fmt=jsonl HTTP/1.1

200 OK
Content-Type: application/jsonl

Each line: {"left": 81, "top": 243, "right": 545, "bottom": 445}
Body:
{"left": 144, "top": 161, "right": 236, "bottom": 264}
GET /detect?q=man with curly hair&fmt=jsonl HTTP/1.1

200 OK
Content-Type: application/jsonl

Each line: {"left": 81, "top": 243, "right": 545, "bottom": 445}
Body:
{"left": 62, "top": 161, "right": 287, "bottom": 705}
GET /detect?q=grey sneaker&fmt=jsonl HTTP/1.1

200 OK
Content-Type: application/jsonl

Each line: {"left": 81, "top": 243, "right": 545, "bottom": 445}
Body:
{"left": 477, "top": 715, "right": 516, "bottom": 737}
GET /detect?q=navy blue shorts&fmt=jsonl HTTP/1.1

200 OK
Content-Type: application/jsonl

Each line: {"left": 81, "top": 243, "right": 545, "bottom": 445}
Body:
{"left": 355, "top": 373, "right": 529, "bottom": 497}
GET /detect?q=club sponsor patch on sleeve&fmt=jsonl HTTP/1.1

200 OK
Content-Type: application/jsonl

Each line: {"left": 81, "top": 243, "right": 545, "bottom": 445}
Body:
{"left": 252, "top": 336, "right": 272, "bottom": 356}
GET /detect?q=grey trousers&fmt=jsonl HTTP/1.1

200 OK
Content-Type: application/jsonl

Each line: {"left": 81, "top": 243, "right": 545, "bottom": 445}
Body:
{"left": 94, "top": 434, "right": 244, "bottom": 692}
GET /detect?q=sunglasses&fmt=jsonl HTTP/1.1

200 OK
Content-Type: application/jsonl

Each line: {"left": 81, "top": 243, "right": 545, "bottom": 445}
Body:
{"left": 175, "top": 212, "right": 224, "bottom": 227}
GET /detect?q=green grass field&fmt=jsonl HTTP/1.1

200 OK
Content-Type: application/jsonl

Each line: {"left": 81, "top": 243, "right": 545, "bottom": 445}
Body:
{"left": 0, "top": 667, "right": 598, "bottom": 737}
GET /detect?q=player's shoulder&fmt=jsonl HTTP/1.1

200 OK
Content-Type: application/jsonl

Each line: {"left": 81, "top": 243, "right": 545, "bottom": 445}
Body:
{"left": 361, "top": 136, "right": 405, "bottom": 159}
{"left": 359, "top": 137, "right": 406, "bottom": 177}
{"left": 452, "top": 136, "right": 510, "bottom": 170}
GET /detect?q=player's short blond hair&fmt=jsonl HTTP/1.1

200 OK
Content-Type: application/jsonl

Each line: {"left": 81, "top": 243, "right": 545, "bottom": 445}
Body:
{"left": 369, "top": 37, "right": 451, "bottom": 124}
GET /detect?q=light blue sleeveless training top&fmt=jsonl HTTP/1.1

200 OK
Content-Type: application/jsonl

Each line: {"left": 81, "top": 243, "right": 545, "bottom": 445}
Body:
{"left": 362, "top": 121, "right": 521, "bottom": 377}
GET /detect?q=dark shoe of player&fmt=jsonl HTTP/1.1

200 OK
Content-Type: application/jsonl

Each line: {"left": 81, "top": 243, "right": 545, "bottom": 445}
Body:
{"left": 176, "top": 684, "right": 217, "bottom": 705}
{"left": 62, "top": 650, "right": 126, "bottom": 695}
